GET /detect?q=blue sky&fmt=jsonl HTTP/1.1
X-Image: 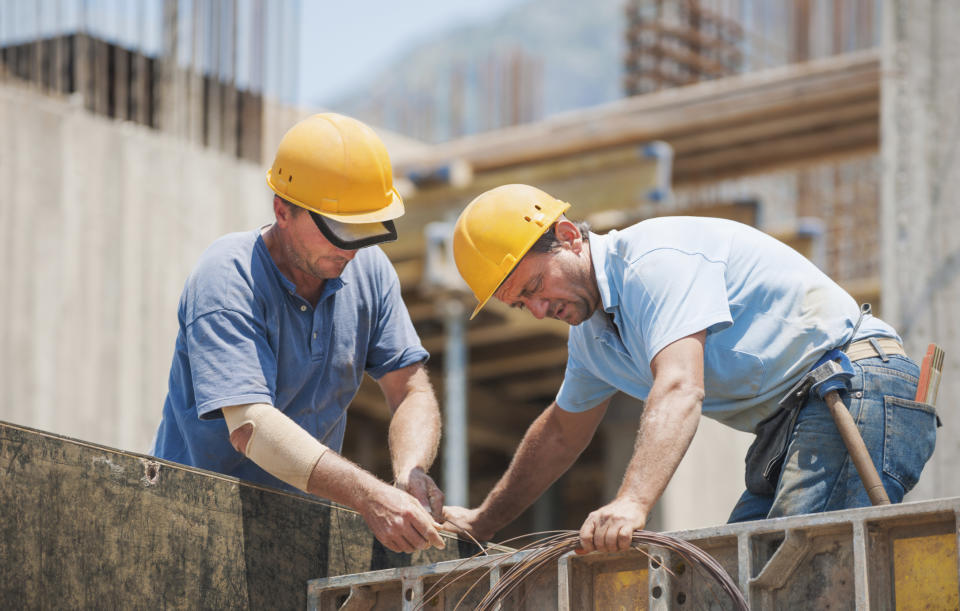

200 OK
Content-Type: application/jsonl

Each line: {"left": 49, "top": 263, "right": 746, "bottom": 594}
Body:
{"left": 298, "top": 0, "right": 526, "bottom": 106}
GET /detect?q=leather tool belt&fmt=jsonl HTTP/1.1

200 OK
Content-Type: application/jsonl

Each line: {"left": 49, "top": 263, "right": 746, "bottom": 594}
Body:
{"left": 743, "top": 337, "right": 905, "bottom": 496}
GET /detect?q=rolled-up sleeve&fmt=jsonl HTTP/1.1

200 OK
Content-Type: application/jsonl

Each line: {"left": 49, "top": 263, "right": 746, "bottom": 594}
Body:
{"left": 556, "top": 346, "right": 619, "bottom": 413}
{"left": 364, "top": 256, "right": 429, "bottom": 380}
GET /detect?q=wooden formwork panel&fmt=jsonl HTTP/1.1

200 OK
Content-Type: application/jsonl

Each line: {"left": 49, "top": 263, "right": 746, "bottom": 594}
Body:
{"left": 0, "top": 421, "right": 473, "bottom": 609}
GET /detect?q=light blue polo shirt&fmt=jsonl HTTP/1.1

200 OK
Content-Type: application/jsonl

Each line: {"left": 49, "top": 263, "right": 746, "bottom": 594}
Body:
{"left": 151, "top": 229, "right": 428, "bottom": 491}
{"left": 556, "top": 217, "right": 897, "bottom": 432}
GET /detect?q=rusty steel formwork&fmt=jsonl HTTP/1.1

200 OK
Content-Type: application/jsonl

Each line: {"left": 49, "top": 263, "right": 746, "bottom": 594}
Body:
{"left": 308, "top": 496, "right": 960, "bottom": 609}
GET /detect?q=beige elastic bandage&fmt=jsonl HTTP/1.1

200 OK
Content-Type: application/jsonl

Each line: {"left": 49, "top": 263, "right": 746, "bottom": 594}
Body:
{"left": 222, "top": 403, "right": 328, "bottom": 492}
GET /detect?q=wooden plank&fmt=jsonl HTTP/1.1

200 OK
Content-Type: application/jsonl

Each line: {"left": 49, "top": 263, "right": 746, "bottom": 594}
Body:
{"left": 587, "top": 200, "right": 760, "bottom": 233}
{"left": 674, "top": 119, "right": 877, "bottom": 183}
{"left": 667, "top": 98, "right": 879, "bottom": 158}
{"left": 502, "top": 375, "right": 566, "bottom": 402}
{"left": 468, "top": 346, "right": 569, "bottom": 381}
{"left": 420, "top": 321, "right": 567, "bottom": 355}
{"left": 395, "top": 50, "right": 880, "bottom": 174}
{"left": 0, "top": 421, "right": 474, "bottom": 609}
{"left": 840, "top": 276, "right": 881, "bottom": 311}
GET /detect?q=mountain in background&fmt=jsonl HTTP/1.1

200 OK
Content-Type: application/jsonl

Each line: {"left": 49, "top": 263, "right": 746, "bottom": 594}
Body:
{"left": 319, "top": 0, "right": 625, "bottom": 143}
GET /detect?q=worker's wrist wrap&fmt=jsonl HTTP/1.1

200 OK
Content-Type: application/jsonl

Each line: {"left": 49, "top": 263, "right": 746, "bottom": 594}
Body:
{"left": 222, "top": 403, "right": 327, "bottom": 492}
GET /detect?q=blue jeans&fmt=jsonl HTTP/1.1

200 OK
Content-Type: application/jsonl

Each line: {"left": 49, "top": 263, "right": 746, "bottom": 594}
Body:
{"left": 729, "top": 354, "right": 938, "bottom": 523}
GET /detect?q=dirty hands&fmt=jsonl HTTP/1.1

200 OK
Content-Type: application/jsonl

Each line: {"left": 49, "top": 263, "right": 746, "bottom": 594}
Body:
{"left": 359, "top": 479, "right": 446, "bottom": 554}
{"left": 395, "top": 465, "right": 444, "bottom": 521}
{"left": 440, "top": 506, "right": 497, "bottom": 543}
{"left": 578, "top": 496, "right": 648, "bottom": 554}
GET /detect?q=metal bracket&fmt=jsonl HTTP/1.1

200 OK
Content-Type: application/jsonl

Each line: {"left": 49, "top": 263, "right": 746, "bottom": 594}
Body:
{"left": 338, "top": 585, "right": 376, "bottom": 611}
{"left": 750, "top": 530, "right": 811, "bottom": 591}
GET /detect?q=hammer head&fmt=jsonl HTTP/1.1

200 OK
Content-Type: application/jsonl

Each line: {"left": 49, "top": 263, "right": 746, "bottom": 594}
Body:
{"left": 809, "top": 349, "right": 855, "bottom": 398}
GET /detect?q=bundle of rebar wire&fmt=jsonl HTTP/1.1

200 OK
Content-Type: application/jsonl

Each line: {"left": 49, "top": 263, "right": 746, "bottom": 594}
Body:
{"left": 420, "top": 529, "right": 748, "bottom": 610}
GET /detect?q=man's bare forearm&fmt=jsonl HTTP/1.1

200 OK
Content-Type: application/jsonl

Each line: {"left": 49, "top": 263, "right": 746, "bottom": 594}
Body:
{"left": 378, "top": 364, "right": 441, "bottom": 477}
{"left": 388, "top": 388, "right": 441, "bottom": 476}
{"left": 307, "top": 447, "right": 389, "bottom": 506}
{"left": 617, "top": 379, "right": 702, "bottom": 511}
{"left": 307, "top": 445, "right": 445, "bottom": 553}
{"left": 473, "top": 403, "right": 597, "bottom": 534}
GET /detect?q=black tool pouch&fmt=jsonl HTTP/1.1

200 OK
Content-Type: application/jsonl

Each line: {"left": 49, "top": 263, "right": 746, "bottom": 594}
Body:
{"left": 743, "top": 405, "right": 803, "bottom": 495}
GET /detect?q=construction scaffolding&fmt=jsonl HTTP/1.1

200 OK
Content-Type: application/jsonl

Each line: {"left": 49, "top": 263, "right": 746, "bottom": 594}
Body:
{"left": 624, "top": 0, "right": 882, "bottom": 95}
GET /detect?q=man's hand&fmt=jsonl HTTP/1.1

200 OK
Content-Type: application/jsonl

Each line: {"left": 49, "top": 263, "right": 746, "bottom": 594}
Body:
{"left": 358, "top": 481, "right": 446, "bottom": 554}
{"left": 578, "top": 496, "right": 648, "bottom": 554}
{"left": 395, "top": 466, "right": 444, "bottom": 520}
{"left": 440, "top": 506, "right": 496, "bottom": 542}
{"left": 576, "top": 332, "right": 705, "bottom": 555}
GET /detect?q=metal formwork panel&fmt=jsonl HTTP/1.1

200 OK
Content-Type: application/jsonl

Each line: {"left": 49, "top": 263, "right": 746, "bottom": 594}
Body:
{"left": 308, "top": 498, "right": 960, "bottom": 609}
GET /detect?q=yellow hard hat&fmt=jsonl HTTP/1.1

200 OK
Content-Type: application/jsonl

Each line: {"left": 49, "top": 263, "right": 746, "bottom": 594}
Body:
{"left": 266, "top": 113, "right": 404, "bottom": 247}
{"left": 453, "top": 184, "right": 570, "bottom": 319}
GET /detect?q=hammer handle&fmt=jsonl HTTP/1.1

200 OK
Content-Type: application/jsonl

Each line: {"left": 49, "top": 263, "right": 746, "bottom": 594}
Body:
{"left": 825, "top": 390, "right": 891, "bottom": 506}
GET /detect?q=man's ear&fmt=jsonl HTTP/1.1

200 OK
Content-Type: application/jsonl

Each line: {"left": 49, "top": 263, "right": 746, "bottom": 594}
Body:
{"left": 554, "top": 219, "right": 583, "bottom": 253}
{"left": 273, "top": 195, "right": 292, "bottom": 225}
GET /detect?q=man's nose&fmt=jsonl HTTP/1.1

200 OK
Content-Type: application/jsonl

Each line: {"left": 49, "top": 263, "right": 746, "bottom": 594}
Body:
{"left": 527, "top": 298, "right": 549, "bottom": 320}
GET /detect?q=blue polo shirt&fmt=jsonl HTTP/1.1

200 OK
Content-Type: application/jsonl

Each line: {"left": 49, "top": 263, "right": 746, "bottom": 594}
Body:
{"left": 556, "top": 217, "right": 897, "bottom": 432}
{"left": 151, "top": 229, "right": 428, "bottom": 491}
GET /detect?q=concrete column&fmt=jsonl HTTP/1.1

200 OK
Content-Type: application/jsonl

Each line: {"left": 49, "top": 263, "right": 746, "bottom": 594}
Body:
{"left": 881, "top": 0, "right": 960, "bottom": 501}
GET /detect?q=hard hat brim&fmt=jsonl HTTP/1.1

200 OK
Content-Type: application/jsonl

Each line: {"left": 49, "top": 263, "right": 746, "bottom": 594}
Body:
{"left": 470, "top": 297, "right": 491, "bottom": 320}
{"left": 318, "top": 187, "right": 405, "bottom": 223}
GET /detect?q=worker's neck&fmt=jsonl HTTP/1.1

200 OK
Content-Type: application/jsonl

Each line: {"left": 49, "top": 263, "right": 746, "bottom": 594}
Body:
{"left": 583, "top": 240, "right": 603, "bottom": 315}
{"left": 261, "top": 225, "right": 326, "bottom": 306}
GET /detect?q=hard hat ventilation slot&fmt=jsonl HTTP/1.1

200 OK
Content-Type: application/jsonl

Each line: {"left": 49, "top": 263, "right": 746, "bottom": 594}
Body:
{"left": 534, "top": 204, "right": 542, "bottom": 210}
{"left": 524, "top": 215, "right": 531, "bottom": 222}
{"left": 288, "top": 175, "right": 294, "bottom": 182}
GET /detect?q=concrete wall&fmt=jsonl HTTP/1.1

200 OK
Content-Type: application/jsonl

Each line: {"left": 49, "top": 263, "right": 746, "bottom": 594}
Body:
{"left": 881, "top": 0, "right": 960, "bottom": 502}
{"left": 0, "top": 83, "right": 272, "bottom": 453}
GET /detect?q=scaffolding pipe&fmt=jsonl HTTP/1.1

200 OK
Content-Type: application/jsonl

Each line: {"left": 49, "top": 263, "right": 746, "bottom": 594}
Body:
{"left": 442, "top": 298, "right": 468, "bottom": 507}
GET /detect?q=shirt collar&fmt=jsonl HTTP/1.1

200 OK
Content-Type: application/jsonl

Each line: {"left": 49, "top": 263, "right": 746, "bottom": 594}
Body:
{"left": 254, "top": 230, "right": 347, "bottom": 301}
{"left": 318, "top": 277, "right": 345, "bottom": 302}
{"left": 588, "top": 231, "right": 619, "bottom": 312}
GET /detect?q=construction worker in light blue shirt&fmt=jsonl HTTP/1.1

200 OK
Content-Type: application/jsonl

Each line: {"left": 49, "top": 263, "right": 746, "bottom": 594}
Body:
{"left": 151, "top": 114, "right": 446, "bottom": 554}
{"left": 441, "top": 184, "right": 937, "bottom": 554}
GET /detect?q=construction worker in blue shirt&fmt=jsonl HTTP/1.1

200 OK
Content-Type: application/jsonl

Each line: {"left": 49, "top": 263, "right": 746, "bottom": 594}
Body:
{"left": 442, "top": 184, "right": 937, "bottom": 553}
{"left": 151, "top": 114, "right": 445, "bottom": 554}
